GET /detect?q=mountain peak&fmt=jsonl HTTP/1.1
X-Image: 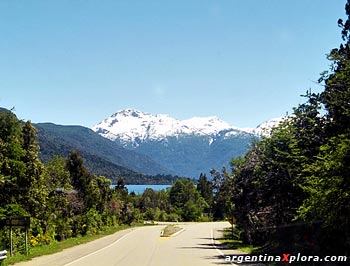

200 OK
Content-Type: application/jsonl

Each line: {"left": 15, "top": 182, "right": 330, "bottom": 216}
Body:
{"left": 93, "top": 109, "right": 251, "bottom": 147}
{"left": 92, "top": 109, "right": 283, "bottom": 147}
{"left": 243, "top": 117, "right": 285, "bottom": 136}
{"left": 112, "top": 109, "right": 145, "bottom": 118}
{"left": 91, "top": 109, "right": 284, "bottom": 177}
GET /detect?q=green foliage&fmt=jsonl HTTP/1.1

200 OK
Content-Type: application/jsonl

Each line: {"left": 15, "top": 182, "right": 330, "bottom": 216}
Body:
{"left": 20, "top": 121, "right": 48, "bottom": 219}
{"left": 297, "top": 134, "right": 350, "bottom": 253}
{"left": 220, "top": 1, "right": 350, "bottom": 255}
{"left": 45, "top": 155, "right": 72, "bottom": 191}
{"left": 82, "top": 208, "right": 103, "bottom": 235}
{"left": 44, "top": 156, "right": 74, "bottom": 241}
{"left": 227, "top": 90, "right": 349, "bottom": 252}
{"left": 35, "top": 122, "right": 171, "bottom": 179}
{"left": 29, "top": 122, "right": 181, "bottom": 185}
{"left": 196, "top": 173, "right": 213, "bottom": 213}
{"left": 0, "top": 112, "right": 125, "bottom": 256}
{"left": 169, "top": 179, "right": 208, "bottom": 221}
{"left": 210, "top": 167, "right": 234, "bottom": 220}
{"left": 66, "top": 149, "right": 90, "bottom": 194}
{"left": 0, "top": 110, "right": 26, "bottom": 206}
{"left": 298, "top": 134, "right": 350, "bottom": 223}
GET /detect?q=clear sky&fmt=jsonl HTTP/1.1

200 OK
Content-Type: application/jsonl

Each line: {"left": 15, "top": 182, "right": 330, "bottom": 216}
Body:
{"left": 0, "top": 1, "right": 347, "bottom": 128}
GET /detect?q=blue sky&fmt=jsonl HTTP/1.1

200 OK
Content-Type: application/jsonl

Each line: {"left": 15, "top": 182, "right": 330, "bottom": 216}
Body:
{"left": 0, "top": 1, "right": 346, "bottom": 128}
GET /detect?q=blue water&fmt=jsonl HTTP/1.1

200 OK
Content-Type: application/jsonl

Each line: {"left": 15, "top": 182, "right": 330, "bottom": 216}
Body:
{"left": 125, "top": 184, "right": 171, "bottom": 194}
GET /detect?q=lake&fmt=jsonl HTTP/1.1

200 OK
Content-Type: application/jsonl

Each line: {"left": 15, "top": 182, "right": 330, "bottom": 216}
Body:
{"left": 113, "top": 184, "right": 171, "bottom": 194}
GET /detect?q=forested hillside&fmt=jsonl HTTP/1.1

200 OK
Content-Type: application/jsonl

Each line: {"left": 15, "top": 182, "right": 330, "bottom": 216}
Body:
{"left": 35, "top": 122, "right": 172, "bottom": 178}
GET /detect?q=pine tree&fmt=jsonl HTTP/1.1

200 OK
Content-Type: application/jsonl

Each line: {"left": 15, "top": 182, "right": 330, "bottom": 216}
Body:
{"left": 320, "top": 0, "right": 350, "bottom": 135}
{"left": 196, "top": 173, "right": 213, "bottom": 210}
{"left": 66, "top": 149, "right": 90, "bottom": 193}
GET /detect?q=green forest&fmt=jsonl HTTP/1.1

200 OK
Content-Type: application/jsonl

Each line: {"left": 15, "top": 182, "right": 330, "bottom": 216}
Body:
{"left": 0, "top": 0, "right": 349, "bottom": 261}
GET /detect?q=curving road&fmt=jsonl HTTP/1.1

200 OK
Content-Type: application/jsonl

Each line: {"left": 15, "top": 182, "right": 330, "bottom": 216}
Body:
{"left": 14, "top": 222, "right": 234, "bottom": 266}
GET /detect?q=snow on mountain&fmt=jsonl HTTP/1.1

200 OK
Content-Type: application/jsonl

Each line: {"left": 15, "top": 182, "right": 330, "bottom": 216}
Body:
{"left": 243, "top": 117, "right": 285, "bottom": 136}
{"left": 93, "top": 109, "right": 183, "bottom": 144}
{"left": 92, "top": 109, "right": 282, "bottom": 146}
{"left": 92, "top": 109, "right": 286, "bottom": 177}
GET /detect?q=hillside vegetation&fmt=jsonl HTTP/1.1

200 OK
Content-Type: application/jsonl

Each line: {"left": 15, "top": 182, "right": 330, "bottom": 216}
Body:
{"left": 35, "top": 122, "right": 172, "bottom": 179}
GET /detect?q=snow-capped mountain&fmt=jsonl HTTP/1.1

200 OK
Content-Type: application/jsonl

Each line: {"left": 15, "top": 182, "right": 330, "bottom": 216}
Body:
{"left": 92, "top": 109, "right": 283, "bottom": 177}
{"left": 243, "top": 117, "right": 285, "bottom": 136}
{"left": 92, "top": 109, "right": 274, "bottom": 147}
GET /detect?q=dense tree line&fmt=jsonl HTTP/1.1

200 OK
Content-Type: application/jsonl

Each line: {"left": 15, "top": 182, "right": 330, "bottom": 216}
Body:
{"left": 0, "top": 112, "right": 121, "bottom": 252}
{"left": 0, "top": 111, "right": 209, "bottom": 255}
{"left": 211, "top": 1, "right": 350, "bottom": 256}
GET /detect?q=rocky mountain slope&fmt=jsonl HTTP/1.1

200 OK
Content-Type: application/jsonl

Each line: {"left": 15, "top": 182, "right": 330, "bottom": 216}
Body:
{"left": 92, "top": 109, "right": 283, "bottom": 177}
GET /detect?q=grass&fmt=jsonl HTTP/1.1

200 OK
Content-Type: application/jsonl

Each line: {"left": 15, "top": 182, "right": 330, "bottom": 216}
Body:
{"left": 218, "top": 226, "right": 260, "bottom": 254}
{"left": 161, "top": 224, "right": 183, "bottom": 237}
{"left": 2, "top": 224, "right": 142, "bottom": 265}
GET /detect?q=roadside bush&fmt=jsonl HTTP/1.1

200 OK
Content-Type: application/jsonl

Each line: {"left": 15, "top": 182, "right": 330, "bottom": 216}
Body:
{"left": 83, "top": 208, "right": 103, "bottom": 235}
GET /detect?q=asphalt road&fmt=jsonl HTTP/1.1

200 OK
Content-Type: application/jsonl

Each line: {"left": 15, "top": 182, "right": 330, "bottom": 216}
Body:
{"left": 14, "top": 222, "right": 238, "bottom": 266}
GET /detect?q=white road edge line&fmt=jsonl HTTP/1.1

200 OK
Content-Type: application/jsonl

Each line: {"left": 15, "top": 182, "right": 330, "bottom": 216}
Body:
{"left": 211, "top": 228, "right": 237, "bottom": 266}
{"left": 171, "top": 228, "right": 185, "bottom": 237}
{"left": 64, "top": 229, "right": 136, "bottom": 266}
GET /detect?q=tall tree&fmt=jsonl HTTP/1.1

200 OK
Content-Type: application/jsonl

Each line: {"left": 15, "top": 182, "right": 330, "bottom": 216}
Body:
{"left": 0, "top": 110, "right": 25, "bottom": 206}
{"left": 169, "top": 179, "right": 207, "bottom": 221}
{"left": 44, "top": 155, "right": 72, "bottom": 241}
{"left": 297, "top": 0, "right": 350, "bottom": 254}
{"left": 196, "top": 173, "right": 213, "bottom": 211}
{"left": 20, "top": 121, "right": 48, "bottom": 218}
{"left": 45, "top": 155, "right": 72, "bottom": 191}
{"left": 228, "top": 1, "right": 350, "bottom": 254}
{"left": 319, "top": 0, "right": 350, "bottom": 135}
{"left": 66, "top": 149, "right": 90, "bottom": 193}
{"left": 210, "top": 167, "right": 233, "bottom": 220}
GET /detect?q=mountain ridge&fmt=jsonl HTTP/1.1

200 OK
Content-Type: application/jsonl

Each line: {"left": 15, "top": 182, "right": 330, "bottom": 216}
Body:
{"left": 35, "top": 122, "right": 173, "bottom": 177}
{"left": 0, "top": 107, "right": 177, "bottom": 184}
{"left": 93, "top": 108, "right": 282, "bottom": 147}
{"left": 92, "top": 109, "right": 283, "bottom": 177}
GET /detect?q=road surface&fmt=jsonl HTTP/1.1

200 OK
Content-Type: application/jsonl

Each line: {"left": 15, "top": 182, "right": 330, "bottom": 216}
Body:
{"left": 14, "top": 222, "right": 241, "bottom": 266}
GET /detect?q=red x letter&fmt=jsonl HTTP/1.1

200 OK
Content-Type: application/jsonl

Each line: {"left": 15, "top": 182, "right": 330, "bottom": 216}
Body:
{"left": 282, "top": 254, "right": 290, "bottom": 262}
